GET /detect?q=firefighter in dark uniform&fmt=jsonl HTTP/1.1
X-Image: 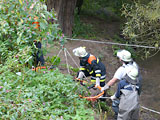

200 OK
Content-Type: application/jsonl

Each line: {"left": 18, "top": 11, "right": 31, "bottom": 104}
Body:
{"left": 73, "top": 47, "right": 106, "bottom": 88}
{"left": 31, "top": 16, "right": 45, "bottom": 66}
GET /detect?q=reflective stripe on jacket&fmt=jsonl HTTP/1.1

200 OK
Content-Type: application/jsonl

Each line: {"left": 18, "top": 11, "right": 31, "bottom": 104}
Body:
{"left": 80, "top": 54, "right": 106, "bottom": 81}
{"left": 91, "top": 75, "right": 106, "bottom": 82}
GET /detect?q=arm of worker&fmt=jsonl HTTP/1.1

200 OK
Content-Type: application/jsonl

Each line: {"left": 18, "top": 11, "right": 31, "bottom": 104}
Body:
{"left": 107, "top": 77, "right": 118, "bottom": 86}
{"left": 101, "top": 66, "right": 125, "bottom": 91}
{"left": 77, "top": 71, "right": 84, "bottom": 79}
{"left": 95, "top": 69, "right": 101, "bottom": 87}
{"left": 91, "top": 60, "right": 102, "bottom": 88}
{"left": 110, "top": 81, "right": 123, "bottom": 101}
{"left": 101, "top": 77, "right": 118, "bottom": 92}
{"left": 95, "top": 77, "right": 100, "bottom": 87}
{"left": 78, "top": 61, "right": 86, "bottom": 79}
{"left": 114, "top": 81, "right": 122, "bottom": 99}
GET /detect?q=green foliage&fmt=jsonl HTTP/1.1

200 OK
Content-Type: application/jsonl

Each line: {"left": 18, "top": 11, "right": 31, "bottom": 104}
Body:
{"left": 73, "top": 0, "right": 126, "bottom": 39}
{"left": 0, "top": 0, "right": 105, "bottom": 119}
{"left": 72, "top": 14, "right": 96, "bottom": 39}
{"left": 111, "top": 34, "right": 137, "bottom": 59}
{"left": 121, "top": 0, "right": 160, "bottom": 58}
{"left": 0, "top": 0, "right": 96, "bottom": 119}
{"left": 0, "top": 0, "right": 64, "bottom": 64}
{"left": 70, "top": 67, "right": 79, "bottom": 73}
{"left": 82, "top": 0, "right": 151, "bottom": 14}
{"left": 82, "top": 0, "right": 101, "bottom": 12}
{"left": 81, "top": 0, "right": 124, "bottom": 19}
{"left": 46, "top": 56, "right": 61, "bottom": 66}
{"left": 0, "top": 65, "right": 95, "bottom": 119}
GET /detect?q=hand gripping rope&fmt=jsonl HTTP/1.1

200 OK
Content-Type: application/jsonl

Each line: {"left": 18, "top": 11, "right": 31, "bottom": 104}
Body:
{"left": 75, "top": 78, "right": 104, "bottom": 102}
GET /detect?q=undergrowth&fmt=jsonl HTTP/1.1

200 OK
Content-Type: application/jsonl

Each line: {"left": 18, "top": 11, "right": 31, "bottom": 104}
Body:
{"left": 0, "top": 65, "right": 95, "bottom": 119}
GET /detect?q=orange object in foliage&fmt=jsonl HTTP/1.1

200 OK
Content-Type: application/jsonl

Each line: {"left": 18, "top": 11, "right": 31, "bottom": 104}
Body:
{"left": 75, "top": 78, "right": 88, "bottom": 84}
{"left": 32, "top": 66, "right": 46, "bottom": 72}
{"left": 32, "top": 21, "right": 40, "bottom": 29}
{"left": 29, "top": 16, "right": 40, "bottom": 30}
{"left": 79, "top": 85, "right": 104, "bottom": 102}
{"left": 75, "top": 78, "right": 104, "bottom": 101}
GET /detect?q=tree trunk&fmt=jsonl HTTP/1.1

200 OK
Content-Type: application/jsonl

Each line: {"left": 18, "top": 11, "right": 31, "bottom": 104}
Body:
{"left": 46, "top": 0, "right": 77, "bottom": 37}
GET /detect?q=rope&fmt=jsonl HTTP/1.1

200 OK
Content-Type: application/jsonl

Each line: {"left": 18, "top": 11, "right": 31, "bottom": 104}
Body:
{"left": 67, "top": 38, "right": 160, "bottom": 49}
{"left": 75, "top": 78, "right": 105, "bottom": 101}
{"left": 96, "top": 96, "right": 160, "bottom": 115}
{"left": 79, "top": 85, "right": 104, "bottom": 101}
{"left": 64, "top": 48, "right": 70, "bottom": 74}
{"left": 95, "top": 97, "right": 160, "bottom": 115}
{"left": 140, "top": 105, "right": 160, "bottom": 115}
{"left": 98, "top": 96, "right": 110, "bottom": 99}
{"left": 49, "top": 48, "right": 63, "bottom": 69}
{"left": 65, "top": 48, "right": 79, "bottom": 68}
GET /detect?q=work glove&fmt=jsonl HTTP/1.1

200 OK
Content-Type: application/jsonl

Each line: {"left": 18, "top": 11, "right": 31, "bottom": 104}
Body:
{"left": 95, "top": 77, "right": 100, "bottom": 88}
{"left": 101, "top": 84, "right": 109, "bottom": 92}
{"left": 110, "top": 94, "right": 117, "bottom": 101}
{"left": 77, "top": 71, "right": 84, "bottom": 79}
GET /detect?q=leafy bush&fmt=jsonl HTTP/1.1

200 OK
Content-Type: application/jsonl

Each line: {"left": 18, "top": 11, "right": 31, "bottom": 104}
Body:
{"left": 0, "top": 65, "right": 95, "bottom": 119}
{"left": 0, "top": 0, "right": 95, "bottom": 119}
{"left": 121, "top": 0, "right": 160, "bottom": 58}
{"left": 0, "top": 0, "right": 64, "bottom": 64}
{"left": 80, "top": 0, "right": 127, "bottom": 18}
{"left": 72, "top": 14, "right": 96, "bottom": 39}
{"left": 46, "top": 56, "right": 61, "bottom": 66}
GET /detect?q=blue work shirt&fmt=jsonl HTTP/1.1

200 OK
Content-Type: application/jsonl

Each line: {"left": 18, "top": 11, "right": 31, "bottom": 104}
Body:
{"left": 115, "top": 79, "right": 141, "bottom": 98}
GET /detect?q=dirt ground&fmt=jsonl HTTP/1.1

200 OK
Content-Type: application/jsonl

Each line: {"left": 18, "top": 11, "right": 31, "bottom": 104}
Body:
{"left": 47, "top": 15, "right": 121, "bottom": 79}
{"left": 46, "top": 15, "right": 158, "bottom": 120}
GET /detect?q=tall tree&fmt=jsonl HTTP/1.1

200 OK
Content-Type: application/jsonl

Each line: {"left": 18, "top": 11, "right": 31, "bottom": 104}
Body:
{"left": 46, "top": 0, "right": 77, "bottom": 37}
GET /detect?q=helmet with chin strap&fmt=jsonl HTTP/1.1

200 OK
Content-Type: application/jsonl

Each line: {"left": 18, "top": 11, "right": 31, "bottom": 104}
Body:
{"left": 127, "top": 66, "right": 138, "bottom": 80}
{"left": 117, "top": 49, "right": 132, "bottom": 62}
{"left": 73, "top": 47, "right": 88, "bottom": 57}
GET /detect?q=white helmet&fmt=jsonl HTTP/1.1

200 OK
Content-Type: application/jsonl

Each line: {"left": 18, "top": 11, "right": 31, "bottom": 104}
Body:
{"left": 73, "top": 47, "right": 88, "bottom": 57}
{"left": 117, "top": 49, "right": 132, "bottom": 62}
{"left": 127, "top": 66, "right": 138, "bottom": 80}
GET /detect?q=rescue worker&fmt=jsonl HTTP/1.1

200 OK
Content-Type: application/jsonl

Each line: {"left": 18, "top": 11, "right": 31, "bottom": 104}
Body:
{"left": 101, "top": 49, "right": 141, "bottom": 91}
{"left": 101, "top": 49, "right": 142, "bottom": 119}
{"left": 73, "top": 47, "right": 106, "bottom": 88}
{"left": 31, "top": 16, "right": 45, "bottom": 66}
{"left": 34, "top": 41, "right": 45, "bottom": 66}
{"left": 110, "top": 66, "right": 141, "bottom": 120}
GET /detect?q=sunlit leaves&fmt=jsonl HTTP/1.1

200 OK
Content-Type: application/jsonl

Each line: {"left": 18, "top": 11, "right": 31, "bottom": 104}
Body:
{"left": 0, "top": 68, "right": 94, "bottom": 119}
{"left": 0, "top": 0, "right": 65, "bottom": 64}
{"left": 121, "top": 0, "right": 160, "bottom": 58}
